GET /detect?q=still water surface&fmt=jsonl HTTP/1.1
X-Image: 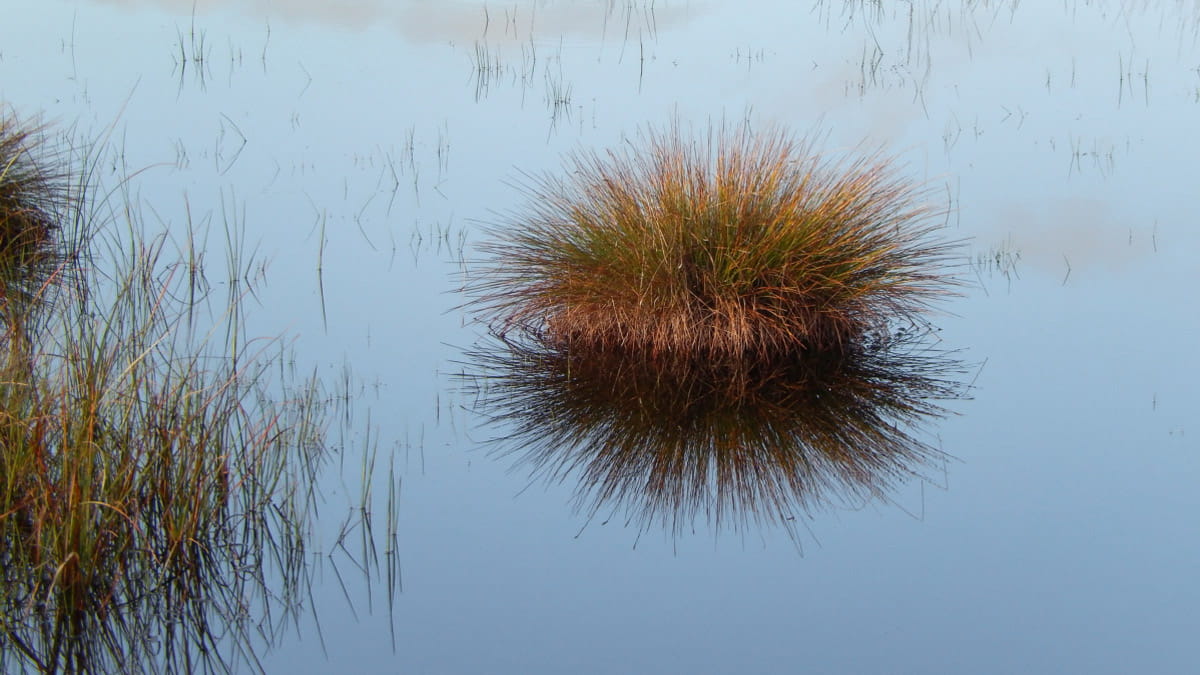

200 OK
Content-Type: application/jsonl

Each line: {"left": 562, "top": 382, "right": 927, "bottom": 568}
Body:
{"left": 2, "top": 1, "right": 1197, "bottom": 672}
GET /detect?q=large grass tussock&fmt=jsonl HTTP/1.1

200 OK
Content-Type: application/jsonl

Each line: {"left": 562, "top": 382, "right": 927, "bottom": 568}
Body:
{"left": 472, "top": 122, "right": 956, "bottom": 361}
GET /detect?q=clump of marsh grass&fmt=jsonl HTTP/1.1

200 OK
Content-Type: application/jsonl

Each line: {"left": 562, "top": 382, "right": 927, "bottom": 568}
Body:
{"left": 0, "top": 112, "right": 75, "bottom": 331}
{"left": 469, "top": 121, "right": 957, "bottom": 362}
{"left": 462, "top": 121, "right": 966, "bottom": 541}
{"left": 0, "top": 123, "right": 331, "bottom": 674}
{"left": 462, "top": 327, "right": 964, "bottom": 542}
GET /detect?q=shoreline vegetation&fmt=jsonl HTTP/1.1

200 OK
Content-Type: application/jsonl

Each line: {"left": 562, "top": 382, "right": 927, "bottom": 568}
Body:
{"left": 465, "top": 121, "right": 965, "bottom": 539}
{"left": 0, "top": 111, "right": 335, "bottom": 673}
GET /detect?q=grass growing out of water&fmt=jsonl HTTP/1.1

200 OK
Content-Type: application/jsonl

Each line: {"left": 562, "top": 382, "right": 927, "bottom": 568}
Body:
{"left": 0, "top": 117, "right": 330, "bottom": 673}
{"left": 472, "top": 122, "right": 955, "bottom": 361}
{"left": 0, "top": 113, "right": 71, "bottom": 329}
{"left": 464, "top": 121, "right": 964, "bottom": 541}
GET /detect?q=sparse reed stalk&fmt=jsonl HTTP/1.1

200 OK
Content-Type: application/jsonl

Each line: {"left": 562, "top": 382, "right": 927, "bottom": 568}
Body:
{"left": 470, "top": 121, "right": 957, "bottom": 363}
{"left": 0, "top": 115, "right": 331, "bottom": 674}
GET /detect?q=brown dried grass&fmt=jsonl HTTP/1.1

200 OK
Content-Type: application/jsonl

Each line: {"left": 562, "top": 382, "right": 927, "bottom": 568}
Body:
{"left": 0, "top": 112, "right": 71, "bottom": 325}
{"left": 470, "top": 121, "right": 958, "bottom": 362}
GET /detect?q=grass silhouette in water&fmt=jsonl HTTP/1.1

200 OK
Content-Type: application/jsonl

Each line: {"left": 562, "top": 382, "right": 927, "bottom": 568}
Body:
{"left": 463, "top": 327, "right": 963, "bottom": 542}
{"left": 0, "top": 116, "right": 333, "bottom": 674}
{"left": 470, "top": 121, "right": 957, "bottom": 362}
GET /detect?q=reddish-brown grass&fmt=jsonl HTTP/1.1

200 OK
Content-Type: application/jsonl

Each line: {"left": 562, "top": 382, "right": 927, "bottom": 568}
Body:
{"left": 0, "top": 115, "right": 333, "bottom": 673}
{"left": 0, "top": 113, "right": 70, "bottom": 326}
{"left": 470, "top": 122, "right": 957, "bottom": 362}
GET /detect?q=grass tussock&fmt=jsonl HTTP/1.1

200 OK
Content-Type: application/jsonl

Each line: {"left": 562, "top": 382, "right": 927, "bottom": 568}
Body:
{"left": 463, "top": 328, "right": 963, "bottom": 541}
{"left": 0, "top": 112, "right": 73, "bottom": 327}
{"left": 464, "top": 121, "right": 966, "bottom": 540}
{"left": 0, "top": 119, "right": 330, "bottom": 674}
{"left": 470, "top": 121, "right": 957, "bottom": 361}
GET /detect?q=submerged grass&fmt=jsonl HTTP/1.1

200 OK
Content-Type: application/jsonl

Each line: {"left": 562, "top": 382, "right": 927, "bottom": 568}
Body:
{"left": 0, "top": 115, "right": 332, "bottom": 673}
{"left": 470, "top": 121, "right": 957, "bottom": 362}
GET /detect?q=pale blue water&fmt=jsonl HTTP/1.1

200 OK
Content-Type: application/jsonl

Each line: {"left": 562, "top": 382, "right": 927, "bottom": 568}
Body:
{"left": 2, "top": 1, "right": 1197, "bottom": 672}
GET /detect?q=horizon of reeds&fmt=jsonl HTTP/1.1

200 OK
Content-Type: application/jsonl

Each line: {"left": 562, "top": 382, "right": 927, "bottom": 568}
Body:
{"left": 468, "top": 121, "right": 959, "bottom": 363}
{"left": 461, "top": 325, "right": 965, "bottom": 543}
{"left": 0, "top": 113, "right": 336, "bottom": 674}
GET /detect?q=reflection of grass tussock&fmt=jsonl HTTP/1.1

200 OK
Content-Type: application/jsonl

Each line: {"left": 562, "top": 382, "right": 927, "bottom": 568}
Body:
{"left": 464, "top": 329, "right": 963, "bottom": 540}
{"left": 0, "top": 123, "right": 328, "bottom": 674}
{"left": 470, "top": 121, "right": 956, "bottom": 361}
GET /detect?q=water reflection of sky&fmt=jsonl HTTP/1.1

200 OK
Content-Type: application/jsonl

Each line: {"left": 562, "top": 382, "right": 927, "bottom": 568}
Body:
{"left": 3, "top": 0, "right": 1198, "bottom": 672}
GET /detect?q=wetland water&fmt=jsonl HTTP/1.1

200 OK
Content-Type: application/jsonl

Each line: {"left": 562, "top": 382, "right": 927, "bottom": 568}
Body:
{"left": 2, "top": 1, "right": 1198, "bottom": 672}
